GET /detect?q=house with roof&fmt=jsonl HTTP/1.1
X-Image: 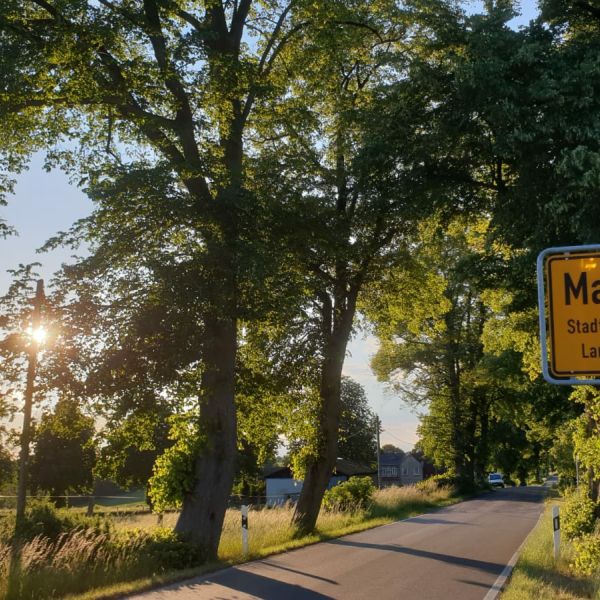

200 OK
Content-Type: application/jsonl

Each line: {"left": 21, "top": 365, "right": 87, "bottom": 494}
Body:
{"left": 379, "top": 452, "right": 423, "bottom": 487}
{"left": 264, "top": 458, "right": 376, "bottom": 506}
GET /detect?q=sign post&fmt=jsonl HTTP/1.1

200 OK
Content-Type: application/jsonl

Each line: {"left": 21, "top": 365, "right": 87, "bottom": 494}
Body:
{"left": 241, "top": 504, "right": 249, "bottom": 556}
{"left": 553, "top": 505, "right": 560, "bottom": 561}
{"left": 538, "top": 245, "right": 600, "bottom": 384}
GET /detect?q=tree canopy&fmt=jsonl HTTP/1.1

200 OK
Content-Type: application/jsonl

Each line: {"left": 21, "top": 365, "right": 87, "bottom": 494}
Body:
{"left": 30, "top": 397, "right": 96, "bottom": 503}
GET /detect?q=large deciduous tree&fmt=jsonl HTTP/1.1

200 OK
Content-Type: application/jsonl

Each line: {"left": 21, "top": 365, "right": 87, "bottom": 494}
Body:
{"left": 0, "top": 0, "right": 300, "bottom": 557}
{"left": 369, "top": 218, "right": 496, "bottom": 487}
{"left": 369, "top": 2, "right": 596, "bottom": 490}
{"left": 337, "top": 377, "right": 377, "bottom": 466}
{"left": 0, "top": 0, "right": 402, "bottom": 557}
{"left": 256, "top": 0, "right": 467, "bottom": 532}
{"left": 455, "top": 2, "right": 600, "bottom": 494}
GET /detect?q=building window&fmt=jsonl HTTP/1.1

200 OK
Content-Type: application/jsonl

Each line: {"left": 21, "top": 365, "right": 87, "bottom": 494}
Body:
{"left": 402, "top": 467, "right": 407, "bottom": 475}
{"left": 381, "top": 466, "right": 397, "bottom": 477}
{"left": 414, "top": 467, "right": 420, "bottom": 475}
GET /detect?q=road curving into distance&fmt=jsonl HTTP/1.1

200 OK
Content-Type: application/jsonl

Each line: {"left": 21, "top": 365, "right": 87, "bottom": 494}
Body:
{"left": 128, "top": 485, "right": 546, "bottom": 600}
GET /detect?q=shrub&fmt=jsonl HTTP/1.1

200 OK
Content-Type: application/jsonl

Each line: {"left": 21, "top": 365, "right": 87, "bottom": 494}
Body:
{"left": 148, "top": 411, "right": 204, "bottom": 513}
{"left": 572, "top": 533, "right": 600, "bottom": 576}
{"left": 121, "top": 527, "right": 204, "bottom": 570}
{"left": 1, "top": 499, "right": 112, "bottom": 544}
{"left": 558, "top": 478, "right": 575, "bottom": 495}
{"left": 416, "top": 473, "right": 457, "bottom": 493}
{"left": 322, "top": 477, "right": 375, "bottom": 512}
{"left": 561, "top": 489, "right": 597, "bottom": 540}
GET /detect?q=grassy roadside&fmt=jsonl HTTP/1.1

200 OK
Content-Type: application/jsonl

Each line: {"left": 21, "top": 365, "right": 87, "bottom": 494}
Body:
{"left": 502, "top": 499, "right": 600, "bottom": 600}
{"left": 61, "top": 485, "right": 465, "bottom": 600}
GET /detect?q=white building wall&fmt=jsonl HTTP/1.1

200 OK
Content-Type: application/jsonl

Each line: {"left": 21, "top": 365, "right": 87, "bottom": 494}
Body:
{"left": 400, "top": 455, "right": 423, "bottom": 485}
{"left": 265, "top": 478, "right": 303, "bottom": 506}
{"left": 265, "top": 475, "right": 348, "bottom": 506}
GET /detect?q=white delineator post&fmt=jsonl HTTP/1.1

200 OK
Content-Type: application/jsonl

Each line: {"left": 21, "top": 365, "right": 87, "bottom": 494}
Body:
{"left": 376, "top": 416, "right": 381, "bottom": 489}
{"left": 241, "top": 504, "right": 249, "bottom": 556}
{"left": 552, "top": 505, "right": 560, "bottom": 560}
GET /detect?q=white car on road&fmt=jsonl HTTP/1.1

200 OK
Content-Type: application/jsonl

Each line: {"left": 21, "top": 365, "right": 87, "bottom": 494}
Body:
{"left": 488, "top": 473, "right": 505, "bottom": 488}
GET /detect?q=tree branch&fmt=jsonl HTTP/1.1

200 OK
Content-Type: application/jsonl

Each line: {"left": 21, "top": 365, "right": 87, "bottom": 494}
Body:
{"left": 97, "top": 0, "right": 143, "bottom": 28}
{"left": 256, "top": 2, "right": 293, "bottom": 75}
{"left": 230, "top": 0, "right": 252, "bottom": 48}
{"left": 333, "top": 20, "right": 384, "bottom": 42}
{"left": 142, "top": 0, "right": 203, "bottom": 173}
{"left": 30, "top": 0, "right": 61, "bottom": 20}
{"left": 6, "top": 0, "right": 212, "bottom": 205}
{"left": 175, "top": 8, "right": 205, "bottom": 33}
{"left": 241, "top": 17, "right": 308, "bottom": 126}
{"left": 204, "top": 2, "right": 229, "bottom": 50}
{"left": 96, "top": 47, "right": 185, "bottom": 162}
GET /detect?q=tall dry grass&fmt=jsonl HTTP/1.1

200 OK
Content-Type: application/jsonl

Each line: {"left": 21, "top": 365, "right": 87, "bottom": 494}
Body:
{"left": 371, "top": 482, "right": 453, "bottom": 514}
{"left": 113, "top": 504, "right": 363, "bottom": 561}
{"left": 0, "top": 524, "right": 200, "bottom": 599}
{"left": 1, "top": 530, "right": 125, "bottom": 600}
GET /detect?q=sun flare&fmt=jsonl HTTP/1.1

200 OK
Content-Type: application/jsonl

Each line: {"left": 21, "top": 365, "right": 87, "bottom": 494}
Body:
{"left": 27, "top": 326, "right": 47, "bottom": 345}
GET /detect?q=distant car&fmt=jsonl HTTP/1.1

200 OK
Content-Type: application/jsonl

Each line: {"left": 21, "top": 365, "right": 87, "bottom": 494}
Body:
{"left": 488, "top": 473, "right": 505, "bottom": 488}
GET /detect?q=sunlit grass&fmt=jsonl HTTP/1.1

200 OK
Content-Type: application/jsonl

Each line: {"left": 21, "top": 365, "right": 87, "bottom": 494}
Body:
{"left": 115, "top": 484, "right": 455, "bottom": 563}
{"left": 502, "top": 500, "right": 600, "bottom": 600}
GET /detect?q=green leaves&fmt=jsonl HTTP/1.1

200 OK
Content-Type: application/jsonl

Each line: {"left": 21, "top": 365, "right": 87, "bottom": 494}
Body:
{"left": 148, "top": 410, "right": 204, "bottom": 512}
{"left": 30, "top": 398, "right": 97, "bottom": 498}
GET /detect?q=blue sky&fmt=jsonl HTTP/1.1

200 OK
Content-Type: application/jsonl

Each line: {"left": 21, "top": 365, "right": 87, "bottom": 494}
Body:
{"left": 0, "top": 1, "right": 540, "bottom": 450}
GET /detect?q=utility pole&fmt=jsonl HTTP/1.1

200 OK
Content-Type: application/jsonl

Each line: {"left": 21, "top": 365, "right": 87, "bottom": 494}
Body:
{"left": 376, "top": 415, "right": 381, "bottom": 489}
{"left": 16, "top": 279, "right": 44, "bottom": 524}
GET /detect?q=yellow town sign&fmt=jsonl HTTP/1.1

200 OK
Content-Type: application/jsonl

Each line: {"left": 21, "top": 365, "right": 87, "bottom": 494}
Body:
{"left": 538, "top": 246, "right": 600, "bottom": 384}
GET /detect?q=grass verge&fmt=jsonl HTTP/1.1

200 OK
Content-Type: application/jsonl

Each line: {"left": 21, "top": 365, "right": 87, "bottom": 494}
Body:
{"left": 502, "top": 499, "right": 600, "bottom": 600}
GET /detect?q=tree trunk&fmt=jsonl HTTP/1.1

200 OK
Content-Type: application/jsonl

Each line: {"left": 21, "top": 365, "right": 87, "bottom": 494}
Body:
{"left": 174, "top": 208, "right": 239, "bottom": 560}
{"left": 292, "top": 298, "right": 356, "bottom": 535}
{"left": 464, "top": 394, "right": 479, "bottom": 485}
{"left": 174, "top": 312, "right": 237, "bottom": 560}
{"left": 476, "top": 398, "right": 489, "bottom": 483}
{"left": 292, "top": 349, "right": 345, "bottom": 535}
{"left": 173, "top": 112, "right": 243, "bottom": 560}
{"left": 447, "top": 361, "right": 466, "bottom": 482}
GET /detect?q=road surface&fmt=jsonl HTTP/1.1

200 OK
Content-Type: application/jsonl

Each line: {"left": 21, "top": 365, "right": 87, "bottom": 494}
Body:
{"left": 129, "top": 486, "right": 545, "bottom": 600}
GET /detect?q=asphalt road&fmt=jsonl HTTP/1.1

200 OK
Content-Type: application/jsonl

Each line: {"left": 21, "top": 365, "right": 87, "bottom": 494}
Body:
{"left": 129, "top": 486, "right": 545, "bottom": 600}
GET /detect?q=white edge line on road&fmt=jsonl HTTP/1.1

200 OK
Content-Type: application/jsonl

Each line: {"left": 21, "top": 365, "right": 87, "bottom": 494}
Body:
{"left": 482, "top": 510, "right": 545, "bottom": 600}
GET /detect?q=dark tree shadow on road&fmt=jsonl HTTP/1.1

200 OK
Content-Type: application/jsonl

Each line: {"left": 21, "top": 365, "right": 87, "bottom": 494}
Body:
{"left": 477, "top": 487, "right": 547, "bottom": 503}
{"left": 161, "top": 568, "right": 335, "bottom": 600}
{"left": 327, "top": 539, "right": 505, "bottom": 575}
{"left": 259, "top": 560, "right": 338, "bottom": 585}
{"left": 405, "top": 517, "right": 472, "bottom": 526}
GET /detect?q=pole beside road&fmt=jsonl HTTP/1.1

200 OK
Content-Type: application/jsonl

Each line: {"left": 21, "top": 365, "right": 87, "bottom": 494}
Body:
{"left": 16, "top": 279, "right": 45, "bottom": 524}
{"left": 241, "top": 504, "right": 249, "bottom": 556}
{"left": 553, "top": 505, "right": 560, "bottom": 561}
{"left": 376, "top": 416, "right": 381, "bottom": 489}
